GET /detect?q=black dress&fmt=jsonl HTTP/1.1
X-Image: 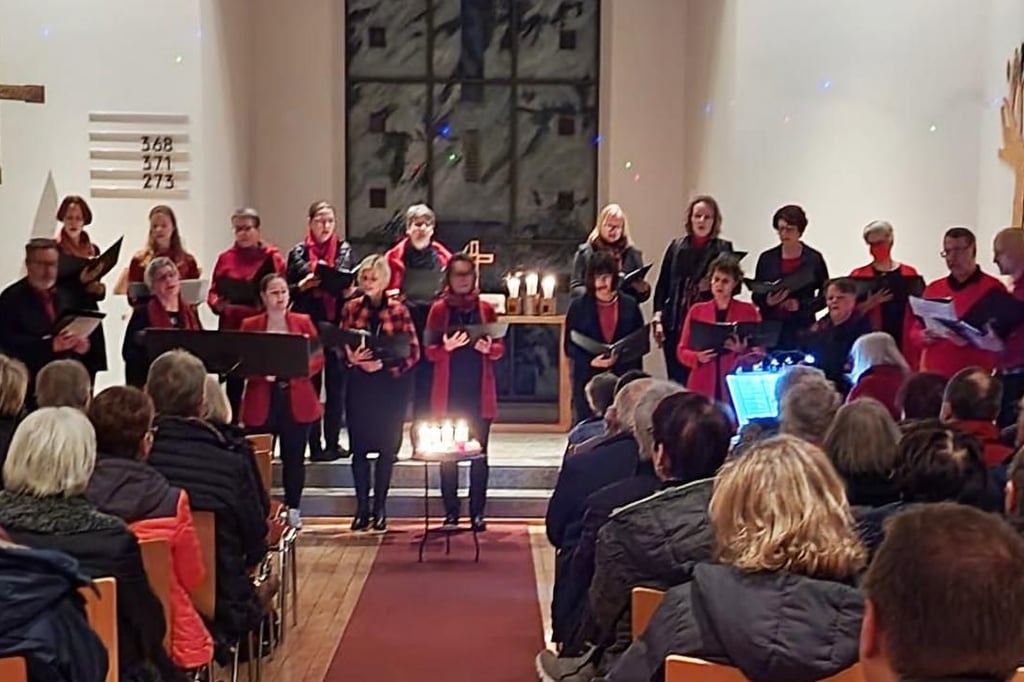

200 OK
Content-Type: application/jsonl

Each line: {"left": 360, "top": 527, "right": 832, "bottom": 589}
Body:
{"left": 57, "top": 248, "right": 108, "bottom": 379}
{"left": 403, "top": 246, "right": 444, "bottom": 419}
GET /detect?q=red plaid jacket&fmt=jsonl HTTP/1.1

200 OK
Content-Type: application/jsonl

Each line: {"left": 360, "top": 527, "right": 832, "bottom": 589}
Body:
{"left": 340, "top": 295, "right": 421, "bottom": 375}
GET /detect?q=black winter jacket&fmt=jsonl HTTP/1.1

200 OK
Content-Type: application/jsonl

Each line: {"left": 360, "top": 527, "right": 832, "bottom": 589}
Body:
{"left": 147, "top": 416, "right": 268, "bottom": 641}
{"left": 603, "top": 563, "right": 863, "bottom": 682}
{"left": 0, "top": 542, "right": 108, "bottom": 682}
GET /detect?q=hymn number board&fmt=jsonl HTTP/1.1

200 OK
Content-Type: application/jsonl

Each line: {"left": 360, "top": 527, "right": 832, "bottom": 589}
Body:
{"left": 88, "top": 112, "right": 190, "bottom": 199}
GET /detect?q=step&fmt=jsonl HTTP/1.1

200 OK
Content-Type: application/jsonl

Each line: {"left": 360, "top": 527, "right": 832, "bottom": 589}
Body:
{"left": 274, "top": 459, "right": 560, "bottom": 489}
{"left": 287, "top": 487, "right": 551, "bottom": 518}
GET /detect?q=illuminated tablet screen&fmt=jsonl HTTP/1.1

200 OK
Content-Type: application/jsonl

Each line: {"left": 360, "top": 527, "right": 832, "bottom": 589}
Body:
{"left": 725, "top": 372, "right": 782, "bottom": 426}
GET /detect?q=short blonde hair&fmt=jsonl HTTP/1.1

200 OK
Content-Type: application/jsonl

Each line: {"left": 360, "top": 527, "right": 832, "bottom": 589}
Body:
{"left": 0, "top": 354, "right": 28, "bottom": 418}
{"left": 823, "top": 398, "right": 901, "bottom": 478}
{"left": 780, "top": 377, "right": 841, "bottom": 445}
{"left": 357, "top": 254, "right": 391, "bottom": 286}
{"left": 4, "top": 407, "right": 96, "bottom": 498}
{"left": 404, "top": 203, "right": 435, "bottom": 229}
{"left": 203, "top": 374, "right": 232, "bottom": 424}
{"left": 146, "top": 349, "right": 206, "bottom": 417}
{"left": 710, "top": 435, "right": 866, "bottom": 579}
{"left": 588, "top": 203, "right": 633, "bottom": 245}
{"left": 144, "top": 256, "right": 179, "bottom": 290}
{"left": 849, "top": 331, "right": 909, "bottom": 383}
{"left": 863, "top": 220, "right": 894, "bottom": 242}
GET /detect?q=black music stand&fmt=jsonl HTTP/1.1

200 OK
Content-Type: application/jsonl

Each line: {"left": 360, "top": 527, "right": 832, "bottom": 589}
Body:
{"left": 410, "top": 444, "right": 485, "bottom": 563}
{"left": 144, "top": 328, "right": 311, "bottom": 378}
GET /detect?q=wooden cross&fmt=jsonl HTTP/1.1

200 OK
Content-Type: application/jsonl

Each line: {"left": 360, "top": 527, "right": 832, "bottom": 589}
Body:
{"left": 463, "top": 239, "right": 495, "bottom": 276}
{"left": 999, "top": 44, "right": 1024, "bottom": 227}
{"left": 0, "top": 83, "right": 46, "bottom": 185}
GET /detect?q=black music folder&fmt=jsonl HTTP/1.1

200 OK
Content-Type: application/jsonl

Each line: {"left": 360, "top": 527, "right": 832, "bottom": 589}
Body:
{"left": 314, "top": 265, "right": 356, "bottom": 296}
{"left": 316, "top": 323, "right": 413, "bottom": 367}
{"left": 621, "top": 264, "right": 653, "bottom": 289}
{"left": 962, "top": 287, "right": 1024, "bottom": 338}
{"left": 423, "top": 322, "right": 509, "bottom": 346}
{"left": 688, "top": 319, "right": 782, "bottom": 352}
{"left": 744, "top": 267, "right": 818, "bottom": 295}
{"left": 58, "top": 236, "right": 124, "bottom": 282}
{"left": 852, "top": 273, "right": 925, "bottom": 299}
{"left": 403, "top": 269, "right": 444, "bottom": 302}
{"left": 569, "top": 324, "right": 651, "bottom": 364}
{"left": 144, "top": 328, "right": 311, "bottom": 378}
{"left": 47, "top": 310, "right": 106, "bottom": 340}
{"left": 215, "top": 256, "right": 277, "bottom": 306}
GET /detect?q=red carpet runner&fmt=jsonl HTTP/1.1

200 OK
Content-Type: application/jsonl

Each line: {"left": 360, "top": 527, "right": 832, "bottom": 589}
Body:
{"left": 325, "top": 523, "right": 545, "bottom": 681}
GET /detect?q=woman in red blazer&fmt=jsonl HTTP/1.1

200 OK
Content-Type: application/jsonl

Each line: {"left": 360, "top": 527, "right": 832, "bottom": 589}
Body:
{"left": 846, "top": 331, "right": 910, "bottom": 420}
{"left": 849, "top": 220, "right": 923, "bottom": 369}
{"left": 677, "top": 254, "right": 764, "bottom": 404}
{"left": 239, "top": 273, "right": 325, "bottom": 528}
{"left": 424, "top": 253, "right": 505, "bottom": 531}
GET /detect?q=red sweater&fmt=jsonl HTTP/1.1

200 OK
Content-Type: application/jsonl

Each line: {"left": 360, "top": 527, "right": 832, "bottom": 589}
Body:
{"left": 677, "top": 299, "right": 763, "bottom": 402}
{"left": 424, "top": 299, "right": 505, "bottom": 419}
{"left": 847, "top": 364, "right": 906, "bottom": 420}
{"left": 850, "top": 262, "right": 922, "bottom": 370}
{"left": 911, "top": 269, "right": 1004, "bottom": 378}
{"left": 207, "top": 243, "right": 286, "bottom": 330}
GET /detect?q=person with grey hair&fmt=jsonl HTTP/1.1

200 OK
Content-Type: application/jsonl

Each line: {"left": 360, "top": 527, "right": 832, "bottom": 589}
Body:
{"left": 551, "top": 381, "right": 683, "bottom": 646}
{"left": 121, "top": 256, "right": 202, "bottom": 387}
{"left": 35, "top": 358, "right": 92, "bottom": 411}
{"left": 850, "top": 219, "right": 923, "bottom": 363}
{"left": 733, "top": 364, "right": 827, "bottom": 453}
{"left": 384, "top": 203, "right": 454, "bottom": 430}
{"left": 0, "top": 354, "right": 27, "bottom": 487}
{"left": 207, "top": 206, "right": 286, "bottom": 417}
{"left": 144, "top": 349, "right": 271, "bottom": 644}
{"left": 780, "top": 374, "right": 842, "bottom": 446}
{"left": 545, "top": 378, "right": 653, "bottom": 550}
{"left": 847, "top": 331, "right": 910, "bottom": 419}
{"left": 0, "top": 407, "right": 175, "bottom": 680}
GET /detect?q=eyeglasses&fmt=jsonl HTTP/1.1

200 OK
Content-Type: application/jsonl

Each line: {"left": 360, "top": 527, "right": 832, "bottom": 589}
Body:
{"left": 940, "top": 247, "right": 971, "bottom": 257}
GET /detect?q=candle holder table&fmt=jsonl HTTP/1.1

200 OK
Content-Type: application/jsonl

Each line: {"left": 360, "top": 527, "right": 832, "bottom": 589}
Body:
{"left": 410, "top": 441, "right": 485, "bottom": 563}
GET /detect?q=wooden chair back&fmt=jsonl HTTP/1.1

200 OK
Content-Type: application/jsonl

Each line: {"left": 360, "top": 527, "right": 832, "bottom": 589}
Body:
{"left": 630, "top": 586, "right": 666, "bottom": 640}
{"left": 246, "top": 433, "right": 274, "bottom": 496}
{"left": 0, "top": 657, "right": 27, "bottom": 682}
{"left": 79, "top": 577, "right": 119, "bottom": 682}
{"left": 665, "top": 657, "right": 864, "bottom": 682}
{"left": 190, "top": 511, "right": 217, "bottom": 621}
{"left": 138, "top": 538, "right": 173, "bottom": 653}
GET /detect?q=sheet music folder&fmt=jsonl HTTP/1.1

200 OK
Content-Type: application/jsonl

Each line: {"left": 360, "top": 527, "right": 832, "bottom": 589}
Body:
{"left": 688, "top": 320, "right": 782, "bottom": 352}
{"left": 144, "top": 328, "right": 310, "bottom": 378}
{"left": 403, "top": 269, "right": 444, "bottom": 302}
{"left": 423, "top": 323, "right": 509, "bottom": 346}
{"left": 47, "top": 310, "right": 106, "bottom": 340}
{"left": 316, "top": 323, "right": 412, "bottom": 366}
{"left": 621, "top": 264, "right": 653, "bottom": 288}
{"left": 58, "top": 236, "right": 124, "bottom": 281}
{"left": 851, "top": 273, "right": 925, "bottom": 299}
{"left": 569, "top": 324, "right": 651, "bottom": 363}
{"left": 215, "top": 256, "right": 277, "bottom": 306}
{"left": 743, "top": 267, "right": 818, "bottom": 296}
{"left": 314, "top": 265, "right": 356, "bottom": 295}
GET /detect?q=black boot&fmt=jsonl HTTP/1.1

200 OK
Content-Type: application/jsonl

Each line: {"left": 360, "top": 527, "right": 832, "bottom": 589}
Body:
{"left": 371, "top": 504, "right": 387, "bottom": 531}
{"left": 350, "top": 513, "right": 370, "bottom": 531}
{"left": 351, "top": 452, "right": 371, "bottom": 530}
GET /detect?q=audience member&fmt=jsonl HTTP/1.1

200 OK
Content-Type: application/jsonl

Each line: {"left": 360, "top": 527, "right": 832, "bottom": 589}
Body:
{"left": 603, "top": 436, "right": 865, "bottom": 682}
{"left": 566, "top": 372, "right": 618, "bottom": 453}
{"left": 823, "top": 398, "right": 902, "bottom": 507}
{"left": 897, "top": 420, "right": 995, "bottom": 513}
{"left": 613, "top": 370, "right": 649, "bottom": 395}
{"left": 0, "top": 354, "right": 27, "bottom": 485}
{"left": 941, "top": 366, "right": 1013, "bottom": 467}
{"left": 734, "top": 365, "right": 826, "bottom": 450}
{"left": 144, "top": 349, "right": 269, "bottom": 650}
{"left": 545, "top": 379, "right": 652, "bottom": 550}
{"left": 896, "top": 371, "right": 947, "bottom": 422}
{"left": 779, "top": 374, "right": 841, "bottom": 446}
{"left": 0, "top": 538, "right": 108, "bottom": 681}
{"left": 1002, "top": 446, "right": 1024, "bottom": 533}
{"left": 539, "top": 391, "right": 733, "bottom": 680}
{"left": 847, "top": 332, "right": 910, "bottom": 420}
{"left": 552, "top": 381, "right": 682, "bottom": 647}
{"left": 861, "top": 504, "right": 1024, "bottom": 682}
{"left": 35, "top": 358, "right": 92, "bottom": 410}
{"left": 0, "top": 407, "right": 178, "bottom": 681}
{"left": 85, "top": 386, "right": 214, "bottom": 671}
{"left": 203, "top": 373, "right": 233, "bottom": 423}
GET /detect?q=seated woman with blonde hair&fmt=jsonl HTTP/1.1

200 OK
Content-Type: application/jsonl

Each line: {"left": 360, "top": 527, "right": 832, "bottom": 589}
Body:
{"left": 604, "top": 435, "right": 865, "bottom": 682}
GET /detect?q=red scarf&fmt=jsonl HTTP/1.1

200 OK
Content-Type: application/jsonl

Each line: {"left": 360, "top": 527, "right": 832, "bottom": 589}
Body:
{"left": 57, "top": 229, "right": 95, "bottom": 259}
{"left": 305, "top": 232, "right": 338, "bottom": 269}
{"left": 147, "top": 295, "right": 200, "bottom": 330}
{"left": 443, "top": 288, "right": 480, "bottom": 312}
{"left": 591, "top": 236, "right": 629, "bottom": 270}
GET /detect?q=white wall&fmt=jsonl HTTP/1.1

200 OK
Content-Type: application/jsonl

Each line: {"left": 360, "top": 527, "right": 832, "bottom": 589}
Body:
{"left": 0, "top": 0, "right": 248, "bottom": 387}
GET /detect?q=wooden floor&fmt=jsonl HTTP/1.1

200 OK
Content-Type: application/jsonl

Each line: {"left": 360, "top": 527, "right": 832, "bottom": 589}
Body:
{"left": 236, "top": 521, "right": 555, "bottom": 681}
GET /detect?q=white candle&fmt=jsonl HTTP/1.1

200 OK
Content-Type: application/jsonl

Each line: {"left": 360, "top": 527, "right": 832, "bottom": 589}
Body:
{"left": 429, "top": 425, "right": 442, "bottom": 450}
{"left": 417, "top": 423, "right": 430, "bottom": 450}
{"left": 440, "top": 420, "right": 454, "bottom": 445}
{"left": 454, "top": 420, "right": 469, "bottom": 444}
{"left": 525, "top": 272, "right": 539, "bottom": 297}
{"left": 507, "top": 275, "right": 521, "bottom": 299}
{"left": 541, "top": 274, "right": 556, "bottom": 299}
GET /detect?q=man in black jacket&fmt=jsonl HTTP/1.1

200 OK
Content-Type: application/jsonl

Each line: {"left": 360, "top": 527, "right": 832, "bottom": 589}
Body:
{"left": 145, "top": 349, "right": 269, "bottom": 648}
{"left": 861, "top": 504, "right": 1024, "bottom": 682}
